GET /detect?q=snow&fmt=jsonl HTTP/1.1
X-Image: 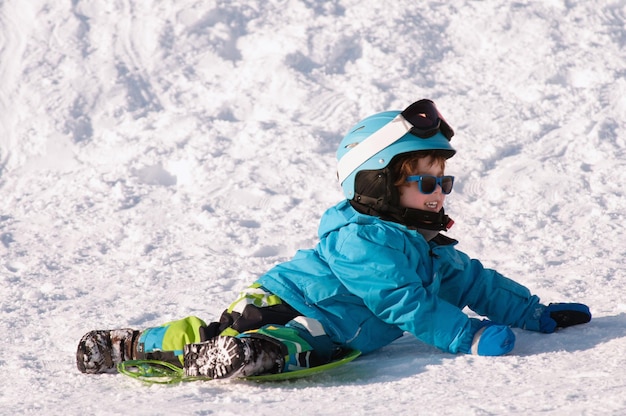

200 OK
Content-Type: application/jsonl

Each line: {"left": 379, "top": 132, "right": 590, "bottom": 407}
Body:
{"left": 1, "top": 0, "right": 626, "bottom": 414}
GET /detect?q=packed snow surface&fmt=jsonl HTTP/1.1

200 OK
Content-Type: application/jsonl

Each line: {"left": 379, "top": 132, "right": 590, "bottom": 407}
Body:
{"left": 1, "top": 1, "right": 626, "bottom": 415}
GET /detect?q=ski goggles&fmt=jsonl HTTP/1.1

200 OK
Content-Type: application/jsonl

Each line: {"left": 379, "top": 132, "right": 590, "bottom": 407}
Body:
{"left": 401, "top": 99, "right": 454, "bottom": 140}
{"left": 406, "top": 175, "right": 455, "bottom": 194}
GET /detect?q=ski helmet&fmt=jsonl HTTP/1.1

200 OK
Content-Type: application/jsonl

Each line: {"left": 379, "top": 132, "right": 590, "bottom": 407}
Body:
{"left": 337, "top": 99, "right": 456, "bottom": 200}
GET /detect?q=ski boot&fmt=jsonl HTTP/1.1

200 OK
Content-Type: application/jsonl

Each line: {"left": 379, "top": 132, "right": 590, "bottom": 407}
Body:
{"left": 76, "top": 329, "right": 141, "bottom": 374}
{"left": 183, "top": 335, "right": 285, "bottom": 379}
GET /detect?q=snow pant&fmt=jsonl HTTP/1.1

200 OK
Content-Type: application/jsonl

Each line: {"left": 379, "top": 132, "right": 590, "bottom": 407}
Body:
{"left": 136, "top": 283, "right": 338, "bottom": 372}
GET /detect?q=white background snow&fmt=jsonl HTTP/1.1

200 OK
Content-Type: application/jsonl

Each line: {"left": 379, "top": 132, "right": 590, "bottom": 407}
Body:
{"left": 1, "top": 0, "right": 626, "bottom": 414}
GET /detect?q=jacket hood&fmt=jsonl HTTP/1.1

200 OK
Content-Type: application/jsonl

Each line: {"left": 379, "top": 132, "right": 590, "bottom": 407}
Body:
{"left": 317, "top": 200, "right": 408, "bottom": 239}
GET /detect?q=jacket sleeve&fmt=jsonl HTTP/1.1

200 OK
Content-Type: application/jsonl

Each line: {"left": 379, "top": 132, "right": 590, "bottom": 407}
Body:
{"left": 433, "top": 244, "right": 544, "bottom": 329}
{"left": 320, "top": 222, "right": 476, "bottom": 354}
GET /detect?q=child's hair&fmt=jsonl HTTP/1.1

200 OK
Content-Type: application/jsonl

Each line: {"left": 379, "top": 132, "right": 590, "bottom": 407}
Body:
{"left": 391, "top": 151, "right": 448, "bottom": 188}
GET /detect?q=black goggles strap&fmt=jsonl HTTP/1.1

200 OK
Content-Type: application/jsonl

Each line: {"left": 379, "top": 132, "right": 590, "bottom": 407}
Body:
{"left": 401, "top": 99, "right": 454, "bottom": 140}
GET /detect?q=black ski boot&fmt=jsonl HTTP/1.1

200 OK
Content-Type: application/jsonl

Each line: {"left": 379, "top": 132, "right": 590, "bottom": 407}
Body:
{"left": 183, "top": 336, "right": 285, "bottom": 379}
{"left": 76, "top": 329, "right": 141, "bottom": 374}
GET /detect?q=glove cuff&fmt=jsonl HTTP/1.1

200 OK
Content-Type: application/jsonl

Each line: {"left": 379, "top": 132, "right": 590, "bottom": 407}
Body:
{"left": 522, "top": 304, "right": 548, "bottom": 332}
{"left": 470, "top": 326, "right": 488, "bottom": 355}
{"left": 455, "top": 318, "right": 491, "bottom": 354}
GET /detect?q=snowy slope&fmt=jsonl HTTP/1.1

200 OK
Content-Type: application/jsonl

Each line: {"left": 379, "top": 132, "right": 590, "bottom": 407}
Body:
{"left": 1, "top": 0, "right": 626, "bottom": 414}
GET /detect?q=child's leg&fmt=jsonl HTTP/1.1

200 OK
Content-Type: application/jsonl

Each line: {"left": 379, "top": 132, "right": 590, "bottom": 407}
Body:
{"left": 247, "top": 316, "right": 337, "bottom": 370}
{"left": 136, "top": 315, "right": 207, "bottom": 365}
{"left": 184, "top": 316, "right": 338, "bottom": 379}
{"left": 76, "top": 316, "right": 207, "bottom": 374}
{"left": 184, "top": 283, "right": 339, "bottom": 378}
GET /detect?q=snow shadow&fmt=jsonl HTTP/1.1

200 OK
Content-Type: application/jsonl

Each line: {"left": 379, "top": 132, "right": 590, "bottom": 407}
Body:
{"left": 514, "top": 313, "right": 626, "bottom": 355}
{"left": 238, "top": 334, "right": 443, "bottom": 389}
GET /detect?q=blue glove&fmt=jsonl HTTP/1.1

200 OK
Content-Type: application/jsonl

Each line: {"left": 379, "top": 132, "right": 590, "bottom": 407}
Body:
{"left": 539, "top": 303, "right": 591, "bottom": 333}
{"left": 469, "top": 320, "right": 516, "bottom": 356}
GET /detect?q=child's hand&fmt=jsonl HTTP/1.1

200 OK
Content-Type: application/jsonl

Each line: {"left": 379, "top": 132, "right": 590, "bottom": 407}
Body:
{"left": 539, "top": 303, "right": 592, "bottom": 333}
{"left": 468, "top": 320, "right": 516, "bottom": 356}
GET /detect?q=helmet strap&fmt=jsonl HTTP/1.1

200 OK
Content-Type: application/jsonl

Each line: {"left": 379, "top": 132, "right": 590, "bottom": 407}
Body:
{"left": 393, "top": 206, "right": 454, "bottom": 231}
{"left": 349, "top": 199, "right": 454, "bottom": 231}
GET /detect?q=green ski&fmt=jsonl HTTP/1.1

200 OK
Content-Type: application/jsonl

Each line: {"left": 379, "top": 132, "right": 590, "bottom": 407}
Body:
{"left": 117, "top": 349, "right": 361, "bottom": 384}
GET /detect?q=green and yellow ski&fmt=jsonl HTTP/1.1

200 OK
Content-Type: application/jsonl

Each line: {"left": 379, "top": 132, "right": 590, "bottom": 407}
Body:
{"left": 117, "top": 349, "right": 361, "bottom": 384}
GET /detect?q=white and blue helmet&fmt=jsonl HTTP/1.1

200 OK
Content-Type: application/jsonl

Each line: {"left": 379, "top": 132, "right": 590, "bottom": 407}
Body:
{"left": 337, "top": 99, "right": 456, "bottom": 200}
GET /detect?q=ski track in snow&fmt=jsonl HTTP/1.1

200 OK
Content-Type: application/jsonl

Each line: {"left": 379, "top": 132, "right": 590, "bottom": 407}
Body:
{"left": 1, "top": 0, "right": 626, "bottom": 415}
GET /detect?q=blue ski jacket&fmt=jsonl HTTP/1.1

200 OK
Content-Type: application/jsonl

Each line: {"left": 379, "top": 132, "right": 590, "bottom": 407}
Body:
{"left": 257, "top": 200, "right": 544, "bottom": 355}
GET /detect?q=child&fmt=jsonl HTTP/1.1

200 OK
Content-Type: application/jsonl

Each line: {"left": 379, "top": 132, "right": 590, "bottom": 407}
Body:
{"left": 77, "top": 99, "right": 591, "bottom": 378}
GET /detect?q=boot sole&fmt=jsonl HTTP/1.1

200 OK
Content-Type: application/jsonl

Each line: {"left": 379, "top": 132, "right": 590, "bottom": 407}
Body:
{"left": 183, "top": 336, "right": 246, "bottom": 379}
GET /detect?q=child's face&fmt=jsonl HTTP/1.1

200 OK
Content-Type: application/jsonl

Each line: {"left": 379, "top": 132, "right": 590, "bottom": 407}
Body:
{"left": 398, "top": 156, "right": 446, "bottom": 212}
